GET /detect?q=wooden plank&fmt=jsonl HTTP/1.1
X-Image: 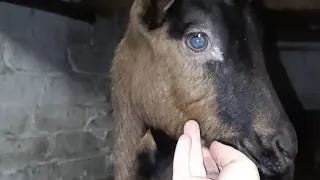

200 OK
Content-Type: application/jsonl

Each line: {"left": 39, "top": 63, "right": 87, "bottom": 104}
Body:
{"left": 260, "top": 10, "right": 320, "bottom": 42}
{"left": 265, "top": 0, "right": 320, "bottom": 10}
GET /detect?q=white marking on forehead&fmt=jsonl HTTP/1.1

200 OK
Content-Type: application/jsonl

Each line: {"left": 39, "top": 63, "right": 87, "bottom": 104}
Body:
{"left": 209, "top": 46, "right": 224, "bottom": 61}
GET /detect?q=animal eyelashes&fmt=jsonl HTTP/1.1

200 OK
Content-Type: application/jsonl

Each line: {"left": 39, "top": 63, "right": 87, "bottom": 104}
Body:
{"left": 110, "top": 0, "right": 298, "bottom": 180}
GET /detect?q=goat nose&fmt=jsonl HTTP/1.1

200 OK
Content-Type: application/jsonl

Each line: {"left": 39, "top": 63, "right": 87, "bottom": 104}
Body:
{"left": 273, "top": 133, "right": 298, "bottom": 160}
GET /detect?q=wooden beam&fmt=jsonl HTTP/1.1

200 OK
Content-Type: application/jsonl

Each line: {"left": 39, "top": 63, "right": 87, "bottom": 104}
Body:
{"left": 277, "top": 42, "right": 320, "bottom": 51}
{"left": 264, "top": 0, "right": 320, "bottom": 10}
{"left": 261, "top": 10, "right": 320, "bottom": 42}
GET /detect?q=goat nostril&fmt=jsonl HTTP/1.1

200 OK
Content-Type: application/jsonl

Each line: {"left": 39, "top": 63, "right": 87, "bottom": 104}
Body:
{"left": 275, "top": 138, "right": 294, "bottom": 160}
{"left": 276, "top": 140, "right": 287, "bottom": 157}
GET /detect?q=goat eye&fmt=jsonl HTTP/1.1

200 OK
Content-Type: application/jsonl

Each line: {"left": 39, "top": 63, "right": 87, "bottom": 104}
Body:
{"left": 186, "top": 32, "right": 208, "bottom": 52}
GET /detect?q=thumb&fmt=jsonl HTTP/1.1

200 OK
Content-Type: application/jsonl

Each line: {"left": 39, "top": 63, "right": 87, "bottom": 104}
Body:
{"left": 209, "top": 141, "right": 260, "bottom": 180}
{"left": 209, "top": 141, "right": 248, "bottom": 167}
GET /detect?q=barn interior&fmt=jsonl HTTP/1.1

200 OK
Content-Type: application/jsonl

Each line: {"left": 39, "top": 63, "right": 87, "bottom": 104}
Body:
{"left": 0, "top": 0, "right": 319, "bottom": 180}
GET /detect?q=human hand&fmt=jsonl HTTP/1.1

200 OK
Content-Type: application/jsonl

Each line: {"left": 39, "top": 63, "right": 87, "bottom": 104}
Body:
{"left": 172, "top": 120, "right": 260, "bottom": 180}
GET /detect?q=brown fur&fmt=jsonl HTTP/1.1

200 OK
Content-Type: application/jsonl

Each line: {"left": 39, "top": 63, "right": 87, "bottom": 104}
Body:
{"left": 110, "top": 0, "right": 297, "bottom": 179}
{"left": 111, "top": 2, "right": 238, "bottom": 179}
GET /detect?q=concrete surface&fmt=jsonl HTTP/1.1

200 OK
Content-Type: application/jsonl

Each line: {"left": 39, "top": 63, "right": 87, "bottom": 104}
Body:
{"left": 0, "top": 2, "right": 128, "bottom": 180}
{"left": 0, "top": 1, "right": 319, "bottom": 180}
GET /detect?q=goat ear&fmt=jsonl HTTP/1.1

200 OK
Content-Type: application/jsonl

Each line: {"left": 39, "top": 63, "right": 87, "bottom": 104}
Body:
{"left": 141, "top": 0, "right": 175, "bottom": 29}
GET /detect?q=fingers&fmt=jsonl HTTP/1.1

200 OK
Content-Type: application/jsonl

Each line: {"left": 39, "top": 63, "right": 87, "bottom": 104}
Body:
{"left": 209, "top": 141, "right": 246, "bottom": 168}
{"left": 173, "top": 134, "right": 192, "bottom": 180}
{"left": 173, "top": 121, "right": 260, "bottom": 180}
{"left": 202, "top": 147, "right": 219, "bottom": 172}
{"left": 184, "top": 120, "right": 207, "bottom": 177}
{"left": 187, "top": 178, "right": 212, "bottom": 180}
{"left": 209, "top": 141, "right": 260, "bottom": 180}
{"left": 202, "top": 147, "right": 219, "bottom": 179}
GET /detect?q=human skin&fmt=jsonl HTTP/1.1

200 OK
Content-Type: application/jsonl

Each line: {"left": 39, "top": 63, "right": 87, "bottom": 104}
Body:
{"left": 172, "top": 120, "right": 260, "bottom": 180}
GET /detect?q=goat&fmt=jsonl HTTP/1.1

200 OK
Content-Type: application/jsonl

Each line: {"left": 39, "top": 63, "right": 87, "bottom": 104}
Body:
{"left": 110, "top": 0, "right": 298, "bottom": 179}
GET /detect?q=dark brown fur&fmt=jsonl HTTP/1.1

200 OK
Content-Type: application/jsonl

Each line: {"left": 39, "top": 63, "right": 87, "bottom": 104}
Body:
{"left": 110, "top": 0, "right": 298, "bottom": 180}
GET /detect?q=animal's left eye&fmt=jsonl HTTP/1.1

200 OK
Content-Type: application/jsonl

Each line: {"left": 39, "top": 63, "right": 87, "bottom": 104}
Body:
{"left": 185, "top": 32, "right": 209, "bottom": 52}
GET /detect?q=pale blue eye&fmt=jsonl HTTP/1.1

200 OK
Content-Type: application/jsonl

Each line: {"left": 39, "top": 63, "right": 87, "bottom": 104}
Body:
{"left": 187, "top": 32, "right": 208, "bottom": 51}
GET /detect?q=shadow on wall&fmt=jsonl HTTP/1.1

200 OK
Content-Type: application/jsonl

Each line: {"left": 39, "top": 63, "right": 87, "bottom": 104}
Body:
{"left": 0, "top": 2, "right": 129, "bottom": 180}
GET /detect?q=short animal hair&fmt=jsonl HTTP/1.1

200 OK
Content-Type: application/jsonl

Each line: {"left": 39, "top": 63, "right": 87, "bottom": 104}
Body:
{"left": 110, "top": 0, "right": 298, "bottom": 179}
